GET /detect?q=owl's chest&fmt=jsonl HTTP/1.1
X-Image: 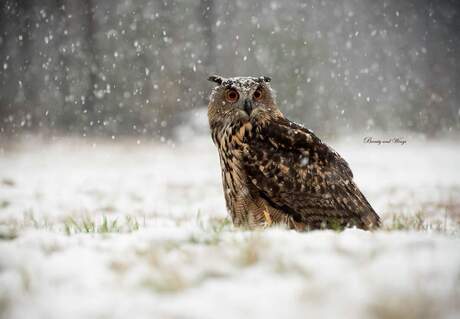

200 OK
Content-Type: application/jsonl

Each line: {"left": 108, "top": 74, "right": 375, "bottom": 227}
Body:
{"left": 216, "top": 134, "right": 247, "bottom": 190}
{"left": 213, "top": 123, "right": 253, "bottom": 194}
{"left": 212, "top": 122, "right": 252, "bottom": 166}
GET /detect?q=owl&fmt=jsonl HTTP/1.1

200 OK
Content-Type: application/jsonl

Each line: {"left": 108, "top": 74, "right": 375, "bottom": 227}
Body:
{"left": 207, "top": 75, "right": 380, "bottom": 231}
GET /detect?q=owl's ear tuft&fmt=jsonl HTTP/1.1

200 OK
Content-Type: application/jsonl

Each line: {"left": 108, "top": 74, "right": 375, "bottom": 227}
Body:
{"left": 258, "top": 76, "right": 271, "bottom": 83}
{"left": 208, "top": 75, "right": 224, "bottom": 85}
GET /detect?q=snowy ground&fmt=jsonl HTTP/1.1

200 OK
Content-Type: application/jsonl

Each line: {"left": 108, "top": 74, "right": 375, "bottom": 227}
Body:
{"left": 1, "top": 135, "right": 460, "bottom": 319}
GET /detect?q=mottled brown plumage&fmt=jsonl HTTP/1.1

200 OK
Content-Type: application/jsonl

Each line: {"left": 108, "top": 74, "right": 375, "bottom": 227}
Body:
{"left": 207, "top": 75, "right": 380, "bottom": 231}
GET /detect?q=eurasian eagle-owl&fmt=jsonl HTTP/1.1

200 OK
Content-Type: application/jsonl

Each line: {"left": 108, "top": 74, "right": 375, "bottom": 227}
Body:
{"left": 207, "top": 75, "right": 380, "bottom": 231}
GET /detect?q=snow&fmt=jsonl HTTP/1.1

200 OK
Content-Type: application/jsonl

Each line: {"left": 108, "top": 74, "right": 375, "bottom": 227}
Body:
{"left": 1, "top": 136, "right": 460, "bottom": 319}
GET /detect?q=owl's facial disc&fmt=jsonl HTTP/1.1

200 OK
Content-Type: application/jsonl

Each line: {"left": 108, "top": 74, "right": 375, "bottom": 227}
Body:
{"left": 226, "top": 77, "right": 270, "bottom": 114}
{"left": 208, "top": 75, "right": 275, "bottom": 122}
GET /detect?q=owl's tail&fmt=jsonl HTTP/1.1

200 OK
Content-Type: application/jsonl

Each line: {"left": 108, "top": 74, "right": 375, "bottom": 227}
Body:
{"left": 360, "top": 209, "right": 381, "bottom": 230}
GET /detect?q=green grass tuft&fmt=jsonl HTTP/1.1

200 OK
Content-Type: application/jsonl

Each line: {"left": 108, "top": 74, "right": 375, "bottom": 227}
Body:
{"left": 63, "top": 215, "right": 141, "bottom": 235}
{"left": 382, "top": 211, "right": 454, "bottom": 234}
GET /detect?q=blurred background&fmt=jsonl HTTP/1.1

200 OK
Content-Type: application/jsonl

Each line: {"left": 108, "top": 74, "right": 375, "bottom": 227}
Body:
{"left": 0, "top": 0, "right": 459, "bottom": 139}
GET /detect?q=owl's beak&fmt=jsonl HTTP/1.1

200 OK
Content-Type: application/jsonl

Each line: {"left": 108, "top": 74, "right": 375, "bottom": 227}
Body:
{"left": 243, "top": 99, "right": 253, "bottom": 115}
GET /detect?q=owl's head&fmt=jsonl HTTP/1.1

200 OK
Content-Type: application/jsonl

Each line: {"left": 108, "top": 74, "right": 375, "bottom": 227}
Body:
{"left": 207, "top": 75, "right": 280, "bottom": 128}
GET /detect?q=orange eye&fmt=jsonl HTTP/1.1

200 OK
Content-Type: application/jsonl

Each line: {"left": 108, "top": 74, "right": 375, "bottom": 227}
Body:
{"left": 253, "top": 89, "right": 263, "bottom": 100}
{"left": 225, "top": 89, "right": 239, "bottom": 103}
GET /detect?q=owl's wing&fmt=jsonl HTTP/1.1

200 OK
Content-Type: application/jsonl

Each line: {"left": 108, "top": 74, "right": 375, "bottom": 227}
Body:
{"left": 243, "top": 117, "right": 380, "bottom": 229}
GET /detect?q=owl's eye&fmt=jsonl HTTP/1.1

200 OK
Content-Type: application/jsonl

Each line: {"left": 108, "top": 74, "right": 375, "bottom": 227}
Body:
{"left": 253, "top": 89, "right": 263, "bottom": 101}
{"left": 225, "top": 89, "right": 239, "bottom": 103}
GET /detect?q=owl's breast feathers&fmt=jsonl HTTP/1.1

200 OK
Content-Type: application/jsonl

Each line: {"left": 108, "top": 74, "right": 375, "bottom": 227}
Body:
{"left": 213, "top": 114, "right": 380, "bottom": 230}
